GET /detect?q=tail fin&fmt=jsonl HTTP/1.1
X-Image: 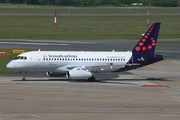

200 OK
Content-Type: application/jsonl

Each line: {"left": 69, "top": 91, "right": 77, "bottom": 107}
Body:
{"left": 132, "top": 22, "right": 161, "bottom": 54}
{"left": 114, "top": 22, "right": 163, "bottom": 72}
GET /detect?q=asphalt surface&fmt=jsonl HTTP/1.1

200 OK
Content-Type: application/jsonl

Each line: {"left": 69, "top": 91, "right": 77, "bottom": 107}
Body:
{"left": 0, "top": 38, "right": 180, "bottom": 120}
{"left": 0, "top": 59, "right": 180, "bottom": 120}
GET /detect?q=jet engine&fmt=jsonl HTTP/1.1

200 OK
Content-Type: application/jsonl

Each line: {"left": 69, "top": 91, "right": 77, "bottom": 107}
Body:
{"left": 46, "top": 72, "right": 66, "bottom": 77}
{"left": 66, "top": 70, "right": 92, "bottom": 79}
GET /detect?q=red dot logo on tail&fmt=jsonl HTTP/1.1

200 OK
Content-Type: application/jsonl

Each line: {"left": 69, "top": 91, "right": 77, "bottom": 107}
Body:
{"left": 148, "top": 45, "right": 152, "bottom": 49}
{"left": 145, "top": 36, "right": 148, "bottom": 38}
{"left": 142, "top": 46, "right": 147, "bottom": 51}
{"left": 133, "top": 23, "right": 161, "bottom": 53}
{"left": 135, "top": 46, "right": 141, "bottom": 51}
{"left": 152, "top": 43, "right": 156, "bottom": 46}
{"left": 142, "top": 39, "right": 146, "bottom": 42}
{"left": 139, "top": 42, "right": 144, "bottom": 46}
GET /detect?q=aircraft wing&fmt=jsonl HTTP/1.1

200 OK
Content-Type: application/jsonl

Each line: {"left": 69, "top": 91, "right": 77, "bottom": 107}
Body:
{"left": 55, "top": 65, "right": 97, "bottom": 72}
{"left": 55, "top": 64, "right": 124, "bottom": 73}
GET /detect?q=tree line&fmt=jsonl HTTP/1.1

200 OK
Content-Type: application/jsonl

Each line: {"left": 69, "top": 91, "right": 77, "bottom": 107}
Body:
{"left": 0, "top": 0, "right": 179, "bottom": 7}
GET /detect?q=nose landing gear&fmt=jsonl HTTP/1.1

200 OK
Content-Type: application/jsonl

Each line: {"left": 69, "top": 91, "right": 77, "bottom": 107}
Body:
{"left": 20, "top": 71, "right": 27, "bottom": 81}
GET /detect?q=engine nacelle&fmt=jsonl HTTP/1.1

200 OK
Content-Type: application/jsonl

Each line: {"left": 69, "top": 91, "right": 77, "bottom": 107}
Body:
{"left": 46, "top": 72, "right": 66, "bottom": 77}
{"left": 66, "top": 70, "right": 92, "bottom": 79}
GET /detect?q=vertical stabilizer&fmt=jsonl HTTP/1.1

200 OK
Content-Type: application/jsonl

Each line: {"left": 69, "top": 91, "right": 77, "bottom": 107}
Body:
{"left": 114, "top": 22, "right": 163, "bottom": 72}
{"left": 132, "top": 22, "right": 161, "bottom": 54}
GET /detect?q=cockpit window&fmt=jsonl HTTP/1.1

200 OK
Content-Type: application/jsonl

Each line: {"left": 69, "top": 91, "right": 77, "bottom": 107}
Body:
{"left": 14, "top": 56, "right": 21, "bottom": 60}
{"left": 14, "top": 56, "right": 27, "bottom": 60}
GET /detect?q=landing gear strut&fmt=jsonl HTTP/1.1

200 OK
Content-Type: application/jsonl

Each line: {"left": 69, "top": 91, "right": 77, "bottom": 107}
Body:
{"left": 88, "top": 76, "right": 96, "bottom": 82}
{"left": 20, "top": 71, "right": 27, "bottom": 81}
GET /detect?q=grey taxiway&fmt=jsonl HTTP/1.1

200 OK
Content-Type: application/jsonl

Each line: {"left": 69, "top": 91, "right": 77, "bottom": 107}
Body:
{"left": 0, "top": 39, "right": 180, "bottom": 120}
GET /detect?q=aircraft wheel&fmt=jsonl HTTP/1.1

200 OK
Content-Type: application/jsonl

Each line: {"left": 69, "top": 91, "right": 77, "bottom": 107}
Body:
{"left": 22, "top": 78, "right": 26, "bottom": 81}
{"left": 88, "top": 76, "right": 96, "bottom": 82}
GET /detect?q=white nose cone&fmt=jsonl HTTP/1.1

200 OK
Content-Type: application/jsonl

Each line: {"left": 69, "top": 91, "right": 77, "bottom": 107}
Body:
{"left": 6, "top": 61, "right": 15, "bottom": 69}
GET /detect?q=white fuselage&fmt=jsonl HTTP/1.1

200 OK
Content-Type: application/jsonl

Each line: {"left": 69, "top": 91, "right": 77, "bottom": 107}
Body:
{"left": 7, "top": 51, "right": 132, "bottom": 73}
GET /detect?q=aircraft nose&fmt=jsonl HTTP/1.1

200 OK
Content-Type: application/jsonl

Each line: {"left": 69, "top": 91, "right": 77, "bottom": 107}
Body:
{"left": 6, "top": 61, "right": 15, "bottom": 69}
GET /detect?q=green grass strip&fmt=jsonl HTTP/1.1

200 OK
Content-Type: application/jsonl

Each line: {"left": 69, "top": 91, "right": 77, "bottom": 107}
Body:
{"left": 0, "top": 15, "right": 180, "bottom": 40}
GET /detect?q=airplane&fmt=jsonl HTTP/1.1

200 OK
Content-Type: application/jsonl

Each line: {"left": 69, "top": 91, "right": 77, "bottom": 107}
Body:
{"left": 6, "top": 22, "right": 164, "bottom": 82}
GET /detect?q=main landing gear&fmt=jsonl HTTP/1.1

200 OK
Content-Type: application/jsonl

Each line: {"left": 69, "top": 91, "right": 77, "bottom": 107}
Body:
{"left": 20, "top": 71, "right": 27, "bottom": 81}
